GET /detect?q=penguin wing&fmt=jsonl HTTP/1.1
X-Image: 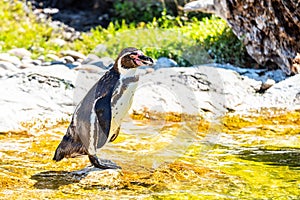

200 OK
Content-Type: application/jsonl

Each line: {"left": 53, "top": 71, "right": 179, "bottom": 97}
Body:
{"left": 94, "top": 95, "right": 112, "bottom": 148}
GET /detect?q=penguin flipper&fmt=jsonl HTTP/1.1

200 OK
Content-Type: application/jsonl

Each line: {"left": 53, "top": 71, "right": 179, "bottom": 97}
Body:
{"left": 94, "top": 95, "right": 112, "bottom": 148}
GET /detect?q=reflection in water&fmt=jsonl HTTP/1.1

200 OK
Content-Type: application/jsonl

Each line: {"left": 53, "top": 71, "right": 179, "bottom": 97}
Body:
{"left": 0, "top": 114, "right": 300, "bottom": 199}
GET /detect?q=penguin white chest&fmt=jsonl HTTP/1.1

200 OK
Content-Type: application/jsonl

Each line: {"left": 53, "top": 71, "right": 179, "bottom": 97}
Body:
{"left": 109, "top": 75, "right": 139, "bottom": 140}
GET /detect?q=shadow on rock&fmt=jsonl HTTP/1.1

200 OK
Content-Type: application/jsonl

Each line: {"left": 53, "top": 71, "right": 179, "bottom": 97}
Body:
{"left": 30, "top": 170, "right": 80, "bottom": 189}
{"left": 31, "top": 166, "right": 121, "bottom": 189}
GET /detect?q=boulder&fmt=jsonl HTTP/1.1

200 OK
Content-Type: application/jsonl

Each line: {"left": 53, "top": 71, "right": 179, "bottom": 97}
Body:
{"left": 0, "top": 65, "right": 76, "bottom": 132}
{"left": 184, "top": 0, "right": 300, "bottom": 75}
{"left": 0, "top": 61, "right": 299, "bottom": 133}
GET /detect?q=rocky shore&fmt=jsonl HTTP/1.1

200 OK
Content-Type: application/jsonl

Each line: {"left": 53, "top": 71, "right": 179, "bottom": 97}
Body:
{"left": 0, "top": 48, "right": 299, "bottom": 133}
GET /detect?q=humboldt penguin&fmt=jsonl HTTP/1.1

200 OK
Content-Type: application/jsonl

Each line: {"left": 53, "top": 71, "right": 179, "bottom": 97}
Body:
{"left": 53, "top": 47, "right": 154, "bottom": 169}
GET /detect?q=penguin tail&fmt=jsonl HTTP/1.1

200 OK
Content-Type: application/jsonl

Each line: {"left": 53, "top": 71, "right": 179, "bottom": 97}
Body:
{"left": 53, "top": 127, "right": 87, "bottom": 162}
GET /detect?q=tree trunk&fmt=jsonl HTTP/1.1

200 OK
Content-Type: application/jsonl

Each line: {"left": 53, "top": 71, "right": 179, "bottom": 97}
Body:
{"left": 184, "top": 0, "right": 300, "bottom": 75}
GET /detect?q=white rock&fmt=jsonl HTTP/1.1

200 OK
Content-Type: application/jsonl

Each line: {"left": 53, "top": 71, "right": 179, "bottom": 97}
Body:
{"left": 262, "top": 74, "right": 300, "bottom": 109}
{"left": 154, "top": 57, "right": 178, "bottom": 69}
{"left": 46, "top": 54, "right": 60, "bottom": 61}
{"left": 0, "top": 61, "right": 19, "bottom": 72}
{"left": 130, "top": 66, "right": 262, "bottom": 117}
{"left": 8, "top": 48, "right": 32, "bottom": 58}
{"left": 0, "top": 62, "right": 298, "bottom": 133}
{"left": 73, "top": 64, "right": 106, "bottom": 74}
{"left": 0, "top": 53, "right": 21, "bottom": 67}
{"left": 82, "top": 54, "right": 114, "bottom": 69}
{"left": 61, "top": 50, "right": 86, "bottom": 60}
{"left": 62, "top": 56, "right": 75, "bottom": 63}
{"left": 0, "top": 65, "right": 77, "bottom": 132}
{"left": 49, "top": 38, "right": 66, "bottom": 47}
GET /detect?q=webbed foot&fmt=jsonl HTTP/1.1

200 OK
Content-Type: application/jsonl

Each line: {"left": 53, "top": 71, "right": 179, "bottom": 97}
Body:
{"left": 88, "top": 155, "right": 121, "bottom": 169}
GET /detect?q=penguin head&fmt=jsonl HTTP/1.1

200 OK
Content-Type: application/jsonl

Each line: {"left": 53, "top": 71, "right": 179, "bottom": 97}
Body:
{"left": 114, "top": 47, "right": 154, "bottom": 75}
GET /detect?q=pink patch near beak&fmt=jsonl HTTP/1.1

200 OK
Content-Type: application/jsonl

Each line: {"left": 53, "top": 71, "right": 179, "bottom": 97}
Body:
{"left": 130, "top": 52, "right": 144, "bottom": 66}
{"left": 134, "top": 59, "right": 144, "bottom": 66}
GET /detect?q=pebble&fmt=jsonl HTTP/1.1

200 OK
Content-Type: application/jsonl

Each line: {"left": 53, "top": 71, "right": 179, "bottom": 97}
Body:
{"left": 49, "top": 38, "right": 66, "bottom": 47}
{"left": 82, "top": 54, "right": 114, "bottom": 69}
{"left": 62, "top": 56, "right": 75, "bottom": 63}
{"left": 60, "top": 50, "right": 86, "bottom": 60}
{"left": 154, "top": 57, "right": 178, "bottom": 69}
{"left": 46, "top": 54, "right": 60, "bottom": 61}
{"left": 0, "top": 53, "right": 21, "bottom": 67}
{"left": 8, "top": 48, "right": 32, "bottom": 58}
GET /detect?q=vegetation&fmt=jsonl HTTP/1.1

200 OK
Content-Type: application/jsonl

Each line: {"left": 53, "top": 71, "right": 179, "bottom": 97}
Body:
{"left": 0, "top": 0, "right": 255, "bottom": 67}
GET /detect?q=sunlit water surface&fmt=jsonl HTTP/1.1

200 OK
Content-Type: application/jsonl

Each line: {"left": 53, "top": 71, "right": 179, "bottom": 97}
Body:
{"left": 0, "top": 112, "right": 300, "bottom": 199}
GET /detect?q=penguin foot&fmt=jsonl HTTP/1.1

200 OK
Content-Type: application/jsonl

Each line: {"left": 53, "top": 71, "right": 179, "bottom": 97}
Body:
{"left": 88, "top": 155, "right": 121, "bottom": 169}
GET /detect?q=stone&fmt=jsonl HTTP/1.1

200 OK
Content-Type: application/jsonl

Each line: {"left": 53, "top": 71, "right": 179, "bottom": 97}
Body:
{"left": 73, "top": 167, "right": 121, "bottom": 187}
{"left": 74, "top": 64, "right": 106, "bottom": 74}
{"left": 37, "top": 55, "right": 45, "bottom": 62}
{"left": 0, "top": 53, "right": 21, "bottom": 67}
{"left": 130, "top": 65, "right": 262, "bottom": 117}
{"left": 60, "top": 50, "right": 86, "bottom": 60}
{"left": 184, "top": 0, "right": 300, "bottom": 75}
{"left": 31, "top": 59, "right": 42, "bottom": 66}
{"left": 49, "top": 38, "right": 66, "bottom": 47}
{"left": 46, "top": 54, "right": 60, "bottom": 61}
{"left": 0, "top": 61, "right": 19, "bottom": 72}
{"left": 0, "top": 61, "right": 298, "bottom": 133}
{"left": 8, "top": 48, "right": 32, "bottom": 58}
{"left": 82, "top": 54, "right": 114, "bottom": 69}
{"left": 92, "top": 44, "right": 107, "bottom": 54}
{"left": 154, "top": 57, "right": 178, "bottom": 69}
{"left": 62, "top": 56, "right": 75, "bottom": 63}
{"left": 260, "top": 79, "right": 275, "bottom": 91}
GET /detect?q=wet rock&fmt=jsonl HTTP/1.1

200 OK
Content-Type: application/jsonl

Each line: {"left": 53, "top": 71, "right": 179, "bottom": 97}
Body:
{"left": 73, "top": 167, "right": 121, "bottom": 187}
{"left": 60, "top": 50, "right": 86, "bottom": 60}
{"left": 8, "top": 48, "right": 32, "bottom": 58}
{"left": 154, "top": 57, "right": 178, "bottom": 70}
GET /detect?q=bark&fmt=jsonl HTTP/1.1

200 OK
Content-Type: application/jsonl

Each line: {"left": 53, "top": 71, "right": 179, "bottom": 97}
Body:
{"left": 184, "top": 0, "right": 300, "bottom": 75}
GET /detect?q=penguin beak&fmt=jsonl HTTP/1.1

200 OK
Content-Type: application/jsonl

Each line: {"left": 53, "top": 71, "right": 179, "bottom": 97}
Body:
{"left": 130, "top": 53, "right": 154, "bottom": 66}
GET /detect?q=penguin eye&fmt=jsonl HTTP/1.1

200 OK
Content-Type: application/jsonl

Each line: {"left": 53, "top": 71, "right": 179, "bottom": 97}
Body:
{"left": 130, "top": 52, "right": 138, "bottom": 55}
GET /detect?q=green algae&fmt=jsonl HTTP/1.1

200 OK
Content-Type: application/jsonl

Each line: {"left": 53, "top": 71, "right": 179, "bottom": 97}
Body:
{"left": 1, "top": 110, "right": 300, "bottom": 199}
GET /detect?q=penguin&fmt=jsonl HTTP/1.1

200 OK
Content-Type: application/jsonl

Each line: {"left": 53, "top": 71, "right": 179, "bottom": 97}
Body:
{"left": 53, "top": 47, "right": 154, "bottom": 169}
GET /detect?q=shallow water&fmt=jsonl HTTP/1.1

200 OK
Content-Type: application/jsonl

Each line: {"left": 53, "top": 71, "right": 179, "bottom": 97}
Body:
{"left": 0, "top": 111, "right": 300, "bottom": 199}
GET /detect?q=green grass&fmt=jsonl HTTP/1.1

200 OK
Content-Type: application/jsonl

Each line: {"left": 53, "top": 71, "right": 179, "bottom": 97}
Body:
{"left": 0, "top": 0, "right": 253, "bottom": 67}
